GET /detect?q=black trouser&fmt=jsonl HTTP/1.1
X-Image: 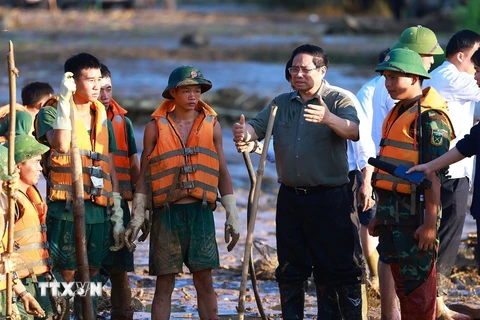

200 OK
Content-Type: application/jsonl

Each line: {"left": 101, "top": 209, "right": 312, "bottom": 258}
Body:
{"left": 275, "top": 183, "right": 363, "bottom": 319}
{"left": 437, "top": 177, "right": 469, "bottom": 296}
{"left": 477, "top": 217, "right": 480, "bottom": 275}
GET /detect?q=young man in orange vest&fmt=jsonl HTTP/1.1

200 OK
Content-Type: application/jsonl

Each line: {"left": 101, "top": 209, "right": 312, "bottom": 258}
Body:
{"left": 0, "top": 136, "right": 53, "bottom": 318}
{"left": 0, "top": 143, "right": 47, "bottom": 319}
{"left": 371, "top": 48, "right": 454, "bottom": 319}
{"left": 99, "top": 63, "right": 139, "bottom": 320}
{"left": 124, "top": 65, "right": 240, "bottom": 320}
{"left": 35, "top": 53, "right": 124, "bottom": 317}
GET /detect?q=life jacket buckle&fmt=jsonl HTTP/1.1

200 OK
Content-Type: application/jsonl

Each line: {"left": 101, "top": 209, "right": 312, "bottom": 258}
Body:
{"left": 183, "top": 147, "right": 198, "bottom": 156}
{"left": 181, "top": 165, "right": 196, "bottom": 174}
{"left": 180, "top": 181, "right": 195, "bottom": 189}
{"left": 89, "top": 151, "right": 101, "bottom": 161}
{"left": 88, "top": 166, "right": 103, "bottom": 178}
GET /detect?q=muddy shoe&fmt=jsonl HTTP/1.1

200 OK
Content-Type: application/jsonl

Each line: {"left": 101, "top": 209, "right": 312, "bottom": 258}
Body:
{"left": 448, "top": 303, "right": 480, "bottom": 320}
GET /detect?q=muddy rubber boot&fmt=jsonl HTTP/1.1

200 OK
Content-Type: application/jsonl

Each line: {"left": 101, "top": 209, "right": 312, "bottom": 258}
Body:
{"left": 365, "top": 251, "right": 379, "bottom": 292}
{"left": 73, "top": 296, "right": 83, "bottom": 320}
{"left": 316, "top": 285, "right": 342, "bottom": 320}
{"left": 73, "top": 296, "right": 96, "bottom": 320}
{"left": 336, "top": 283, "right": 363, "bottom": 320}
{"left": 278, "top": 282, "right": 305, "bottom": 319}
{"left": 111, "top": 306, "right": 134, "bottom": 320}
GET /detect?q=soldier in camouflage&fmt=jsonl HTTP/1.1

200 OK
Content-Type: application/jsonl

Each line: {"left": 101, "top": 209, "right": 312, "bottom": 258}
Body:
{"left": 370, "top": 48, "right": 455, "bottom": 319}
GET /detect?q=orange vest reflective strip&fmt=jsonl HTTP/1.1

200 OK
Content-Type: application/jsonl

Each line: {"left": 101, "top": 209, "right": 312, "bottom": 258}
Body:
{"left": 0, "top": 187, "right": 50, "bottom": 290}
{"left": 148, "top": 100, "right": 219, "bottom": 208}
{"left": 44, "top": 96, "right": 113, "bottom": 207}
{"left": 372, "top": 87, "right": 455, "bottom": 194}
{"left": 108, "top": 99, "right": 133, "bottom": 201}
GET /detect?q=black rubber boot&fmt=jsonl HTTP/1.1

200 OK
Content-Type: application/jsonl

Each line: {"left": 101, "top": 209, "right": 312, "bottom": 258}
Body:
{"left": 278, "top": 282, "right": 306, "bottom": 320}
{"left": 74, "top": 270, "right": 110, "bottom": 319}
{"left": 336, "top": 283, "right": 363, "bottom": 320}
{"left": 316, "top": 285, "right": 342, "bottom": 320}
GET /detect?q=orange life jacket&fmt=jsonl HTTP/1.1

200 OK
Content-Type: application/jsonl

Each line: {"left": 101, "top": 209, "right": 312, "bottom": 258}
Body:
{"left": 107, "top": 99, "right": 133, "bottom": 201}
{"left": 39, "top": 96, "right": 113, "bottom": 207}
{"left": 372, "top": 87, "right": 455, "bottom": 194}
{"left": 148, "top": 99, "right": 219, "bottom": 208}
{"left": 0, "top": 186, "right": 50, "bottom": 290}
{"left": 0, "top": 104, "right": 30, "bottom": 143}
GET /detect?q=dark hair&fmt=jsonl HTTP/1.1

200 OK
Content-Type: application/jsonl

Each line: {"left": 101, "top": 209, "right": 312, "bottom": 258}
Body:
{"left": 64, "top": 52, "right": 101, "bottom": 77}
{"left": 445, "top": 30, "right": 480, "bottom": 58}
{"left": 100, "top": 63, "right": 111, "bottom": 78}
{"left": 21, "top": 82, "right": 54, "bottom": 106}
{"left": 378, "top": 48, "right": 390, "bottom": 63}
{"left": 472, "top": 48, "right": 480, "bottom": 66}
{"left": 290, "top": 44, "right": 329, "bottom": 68}
{"left": 285, "top": 58, "right": 292, "bottom": 82}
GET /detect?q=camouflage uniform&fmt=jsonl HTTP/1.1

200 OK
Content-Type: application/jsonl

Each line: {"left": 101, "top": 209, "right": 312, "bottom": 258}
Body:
{"left": 376, "top": 106, "right": 452, "bottom": 295}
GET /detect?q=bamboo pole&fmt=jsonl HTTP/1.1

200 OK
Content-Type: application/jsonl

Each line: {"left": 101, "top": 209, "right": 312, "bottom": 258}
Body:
{"left": 6, "top": 40, "right": 18, "bottom": 318}
{"left": 69, "top": 96, "right": 94, "bottom": 319}
{"left": 238, "top": 105, "right": 277, "bottom": 320}
{"left": 241, "top": 151, "right": 267, "bottom": 320}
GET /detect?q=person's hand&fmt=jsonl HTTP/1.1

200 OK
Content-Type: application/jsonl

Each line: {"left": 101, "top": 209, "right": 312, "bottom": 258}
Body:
{"left": 414, "top": 223, "right": 437, "bottom": 251}
{"left": 406, "top": 163, "right": 432, "bottom": 176}
{"left": 138, "top": 209, "right": 152, "bottom": 242}
{"left": 235, "top": 141, "right": 255, "bottom": 153}
{"left": 3, "top": 168, "right": 19, "bottom": 199}
{"left": 357, "top": 181, "right": 375, "bottom": 212}
{"left": 21, "top": 292, "right": 46, "bottom": 318}
{"left": 60, "top": 72, "right": 76, "bottom": 101}
{"left": 232, "top": 114, "right": 246, "bottom": 143}
{"left": 54, "top": 72, "right": 76, "bottom": 130}
{"left": 124, "top": 193, "right": 147, "bottom": 252}
{"left": 0, "top": 252, "right": 25, "bottom": 273}
{"left": 220, "top": 194, "right": 240, "bottom": 251}
{"left": 109, "top": 192, "right": 125, "bottom": 251}
{"left": 304, "top": 96, "right": 331, "bottom": 124}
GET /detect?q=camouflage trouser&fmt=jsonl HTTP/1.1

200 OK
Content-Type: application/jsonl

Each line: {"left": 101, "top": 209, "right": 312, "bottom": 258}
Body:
{"left": 378, "top": 224, "right": 436, "bottom": 295}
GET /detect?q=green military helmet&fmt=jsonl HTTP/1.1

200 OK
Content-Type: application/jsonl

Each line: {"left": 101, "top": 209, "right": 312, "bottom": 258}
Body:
{"left": 391, "top": 25, "right": 444, "bottom": 55}
{"left": 162, "top": 65, "right": 212, "bottom": 99}
{"left": 4, "top": 135, "right": 49, "bottom": 164}
{"left": 0, "top": 145, "right": 9, "bottom": 180}
{"left": 375, "top": 48, "right": 431, "bottom": 79}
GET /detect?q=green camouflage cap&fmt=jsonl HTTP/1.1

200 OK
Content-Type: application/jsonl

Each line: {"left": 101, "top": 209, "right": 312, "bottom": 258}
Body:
{"left": 391, "top": 25, "right": 444, "bottom": 55}
{"left": 0, "top": 145, "right": 9, "bottom": 180}
{"left": 4, "top": 135, "right": 49, "bottom": 164}
{"left": 162, "top": 65, "right": 212, "bottom": 99}
{"left": 375, "top": 48, "right": 431, "bottom": 79}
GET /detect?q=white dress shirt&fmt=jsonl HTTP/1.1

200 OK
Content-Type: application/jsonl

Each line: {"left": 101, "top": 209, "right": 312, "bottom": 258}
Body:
{"left": 325, "top": 81, "right": 361, "bottom": 172}
{"left": 354, "top": 75, "right": 383, "bottom": 170}
{"left": 423, "top": 61, "right": 480, "bottom": 182}
{"left": 371, "top": 76, "right": 397, "bottom": 156}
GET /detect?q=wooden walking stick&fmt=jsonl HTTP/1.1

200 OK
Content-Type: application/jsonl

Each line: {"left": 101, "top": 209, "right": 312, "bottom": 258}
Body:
{"left": 241, "top": 151, "right": 267, "bottom": 320}
{"left": 69, "top": 96, "right": 95, "bottom": 319}
{"left": 238, "top": 105, "right": 277, "bottom": 320}
{"left": 6, "top": 39, "right": 18, "bottom": 318}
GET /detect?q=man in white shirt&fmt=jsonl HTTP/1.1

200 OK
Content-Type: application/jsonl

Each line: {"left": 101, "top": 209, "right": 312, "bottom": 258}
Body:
{"left": 423, "top": 29, "right": 480, "bottom": 319}
{"left": 354, "top": 48, "right": 390, "bottom": 295}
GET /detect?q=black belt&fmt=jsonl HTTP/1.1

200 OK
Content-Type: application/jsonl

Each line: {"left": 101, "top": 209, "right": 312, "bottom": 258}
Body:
{"left": 282, "top": 184, "right": 334, "bottom": 195}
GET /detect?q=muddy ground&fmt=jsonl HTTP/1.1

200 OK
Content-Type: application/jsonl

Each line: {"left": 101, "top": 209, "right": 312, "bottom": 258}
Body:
{"left": 1, "top": 6, "right": 479, "bottom": 319}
